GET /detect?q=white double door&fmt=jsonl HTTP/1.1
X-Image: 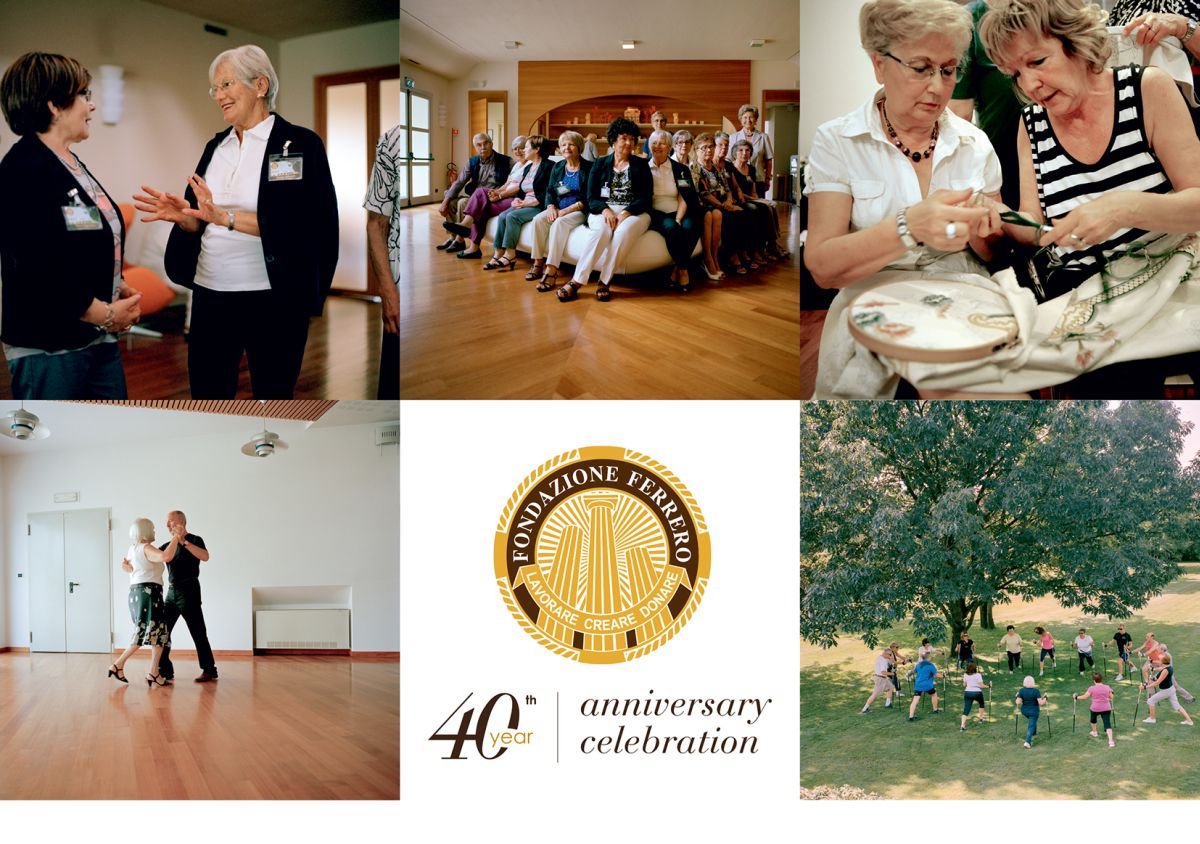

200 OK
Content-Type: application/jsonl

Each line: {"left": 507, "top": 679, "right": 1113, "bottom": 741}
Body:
{"left": 29, "top": 509, "right": 112, "bottom": 653}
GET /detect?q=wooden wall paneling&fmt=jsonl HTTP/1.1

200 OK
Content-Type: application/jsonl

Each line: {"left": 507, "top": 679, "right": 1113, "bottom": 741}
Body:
{"left": 518, "top": 61, "right": 751, "bottom": 139}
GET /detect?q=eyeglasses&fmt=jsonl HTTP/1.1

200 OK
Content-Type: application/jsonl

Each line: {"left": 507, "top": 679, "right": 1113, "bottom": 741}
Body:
{"left": 883, "top": 52, "right": 964, "bottom": 82}
{"left": 78, "top": 88, "right": 92, "bottom": 102}
{"left": 208, "top": 79, "right": 240, "bottom": 98}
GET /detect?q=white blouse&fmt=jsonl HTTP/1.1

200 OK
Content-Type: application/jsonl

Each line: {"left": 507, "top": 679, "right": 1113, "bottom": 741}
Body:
{"left": 194, "top": 114, "right": 276, "bottom": 293}
{"left": 804, "top": 89, "right": 1002, "bottom": 268}
{"left": 127, "top": 543, "right": 164, "bottom": 587}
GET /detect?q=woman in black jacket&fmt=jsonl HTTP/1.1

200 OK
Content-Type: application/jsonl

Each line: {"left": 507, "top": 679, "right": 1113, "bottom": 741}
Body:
{"left": 134, "top": 45, "right": 337, "bottom": 398}
{"left": 558, "top": 118, "right": 653, "bottom": 303}
{"left": 0, "top": 52, "right": 144, "bottom": 398}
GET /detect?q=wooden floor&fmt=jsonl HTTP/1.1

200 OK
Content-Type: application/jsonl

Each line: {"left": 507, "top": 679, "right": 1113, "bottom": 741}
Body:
{"left": 801, "top": 310, "right": 827, "bottom": 399}
{"left": 0, "top": 296, "right": 384, "bottom": 400}
{"left": 0, "top": 652, "right": 398, "bottom": 800}
{"left": 399, "top": 204, "right": 802, "bottom": 399}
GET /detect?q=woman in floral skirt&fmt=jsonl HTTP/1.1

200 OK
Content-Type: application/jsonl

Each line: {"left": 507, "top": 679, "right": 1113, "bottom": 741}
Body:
{"left": 107, "top": 518, "right": 179, "bottom": 687}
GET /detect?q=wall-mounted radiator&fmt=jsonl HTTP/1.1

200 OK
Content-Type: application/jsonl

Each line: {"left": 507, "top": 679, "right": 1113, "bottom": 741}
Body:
{"left": 254, "top": 609, "right": 350, "bottom": 650}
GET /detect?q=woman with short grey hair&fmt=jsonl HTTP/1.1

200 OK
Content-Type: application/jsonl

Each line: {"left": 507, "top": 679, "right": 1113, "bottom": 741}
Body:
{"left": 729, "top": 104, "right": 774, "bottom": 197}
{"left": 135, "top": 44, "right": 338, "bottom": 398}
{"left": 646, "top": 129, "right": 702, "bottom": 289}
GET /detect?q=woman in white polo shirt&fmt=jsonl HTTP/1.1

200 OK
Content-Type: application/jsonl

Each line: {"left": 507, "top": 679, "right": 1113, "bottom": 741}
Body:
{"left": 802, "top": 0, "right": 1003, "bottom": 398}
{"left": 135, "top": 45, "right": 338, "bottom": 398}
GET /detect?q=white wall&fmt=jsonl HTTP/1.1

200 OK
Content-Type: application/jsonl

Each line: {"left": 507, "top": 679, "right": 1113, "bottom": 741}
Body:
{"left": 800, "top": 0, "right": 877, "bottom": 159}
{"left": 2, "top": 423, "right": 398, "bottom": 653}
{"left": 446, "top": 61, "right": 520, "bottom": 200}
{"left": 0, "top": 0, "right": 279, "bottom": 210}
{"left": 278, "top": 19, "right": 400, "bottom": 132}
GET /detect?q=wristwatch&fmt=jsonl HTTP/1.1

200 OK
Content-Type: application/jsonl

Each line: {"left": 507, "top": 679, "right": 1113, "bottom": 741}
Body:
{"left": 896, "top": 207, "right": 922, "bottom": 250}
{"left": 1184, "top": 18, "right": 1198, "bottom": 45}
{"left": 226, "top": 210, "right": 235, "bottom": 230}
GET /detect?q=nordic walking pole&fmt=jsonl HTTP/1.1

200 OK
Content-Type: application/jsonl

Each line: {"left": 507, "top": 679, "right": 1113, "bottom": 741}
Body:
{"left": 1072, "top": 692, "right": 1077, "bottom": 734}
{"left": 1133, "top": 683, "right": 1143, "bottom": 728}
{"left": 1044, "top": 694, "right": 1052, "bottom": 739}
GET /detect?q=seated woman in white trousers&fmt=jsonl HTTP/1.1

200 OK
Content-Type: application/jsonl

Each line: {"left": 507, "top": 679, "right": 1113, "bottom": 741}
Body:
{"left": 557, "top": 117, "right": 652, "bottom": 303}
{"left": 529, "top": 130, "right": 593, "bottom": 291}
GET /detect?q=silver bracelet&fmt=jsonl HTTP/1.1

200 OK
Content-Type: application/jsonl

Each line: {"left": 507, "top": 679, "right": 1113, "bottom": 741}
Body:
{"left": 1183, "top": 19, "right": 1198, "bottom": 45}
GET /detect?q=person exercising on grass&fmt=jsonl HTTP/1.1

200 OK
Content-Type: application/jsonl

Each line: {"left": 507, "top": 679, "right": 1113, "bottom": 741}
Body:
{"left": 1075, "top": 673, "right": 1115, "bottom": 748}
{"left": 1105, "top": 623, "right": 1133, "bottom": 682}
{"left": 1035, "top": 626, "right": 1056, "bottom": 675}
{"left": 998, "top": 625, "right": 1023, "bottom": 672}
{"left": 862, "top": 647, "right": 896, "bottom": 713}
{"left": 908, "top": 653, "right": 941, "bottom": 721}
{"left": 959, "top": 662, "right": 991, "bottom": 731}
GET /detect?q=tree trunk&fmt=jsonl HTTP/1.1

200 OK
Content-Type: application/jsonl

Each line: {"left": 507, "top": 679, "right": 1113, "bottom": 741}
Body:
{"left": 981, "top": 602, "right": 995, "bottom": 630}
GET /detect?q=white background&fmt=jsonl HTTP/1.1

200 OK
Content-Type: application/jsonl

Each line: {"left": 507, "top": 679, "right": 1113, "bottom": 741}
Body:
{"left": 399, "top": 400, "right": 800, "bottom": 837}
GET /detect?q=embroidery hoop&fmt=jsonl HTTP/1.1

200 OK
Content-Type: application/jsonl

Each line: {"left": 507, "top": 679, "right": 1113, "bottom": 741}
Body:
{"left": 848, "top": 278, "right": 1019, "bottom": 363}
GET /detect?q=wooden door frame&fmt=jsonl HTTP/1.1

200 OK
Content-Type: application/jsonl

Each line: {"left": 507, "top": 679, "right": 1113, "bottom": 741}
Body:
{"left": 315, "top": 64, "right": 400, "bottom": 299}
{"left": 466, "top": 90, "right": 508, "bottom": 153}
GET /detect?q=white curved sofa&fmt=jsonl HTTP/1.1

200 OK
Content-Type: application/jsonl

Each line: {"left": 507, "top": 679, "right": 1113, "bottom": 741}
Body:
{"left": 482, "top": 213, "right": 701, "bottom": 276}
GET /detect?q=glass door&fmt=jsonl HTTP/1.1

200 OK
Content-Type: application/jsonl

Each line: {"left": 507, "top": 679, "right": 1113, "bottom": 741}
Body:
{"left": 404, "top": 88, "right": 433, "bottom": 205}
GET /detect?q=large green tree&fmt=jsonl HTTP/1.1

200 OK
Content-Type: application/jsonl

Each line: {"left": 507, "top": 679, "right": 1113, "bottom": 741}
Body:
{"left": 801, "top": 401, "right": 1198, "bottom": 649}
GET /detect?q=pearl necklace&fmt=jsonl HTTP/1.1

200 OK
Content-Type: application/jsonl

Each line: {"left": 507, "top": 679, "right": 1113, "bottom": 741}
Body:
{"left": 880, "top": 101, "right": 938, "bottom": 162}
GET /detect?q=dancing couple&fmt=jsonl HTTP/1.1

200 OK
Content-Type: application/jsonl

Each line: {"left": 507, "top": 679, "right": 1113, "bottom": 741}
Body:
{"left": 107, "top": 511, "right": 218, "bottom": 687}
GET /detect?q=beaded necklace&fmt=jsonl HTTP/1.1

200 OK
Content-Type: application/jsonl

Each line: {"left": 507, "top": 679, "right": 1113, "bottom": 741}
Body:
{"left": 880, "top": 100, "right": 938, "bottom": 162}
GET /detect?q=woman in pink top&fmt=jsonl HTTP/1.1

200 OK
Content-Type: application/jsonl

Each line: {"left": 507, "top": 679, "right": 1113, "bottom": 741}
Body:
{"left": 1135, "top": 632, "right": 1165, "bottom": 683}
{"left": 1035, "top": 626, "right": 1056, "bottom": 675}
{"left": 1074, "top": 673, "right": 1115, "bottom": 747}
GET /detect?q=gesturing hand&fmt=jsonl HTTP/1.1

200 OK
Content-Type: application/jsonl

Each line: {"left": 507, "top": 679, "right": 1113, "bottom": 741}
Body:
{"left": 133, "top": 185, "right": 195, "bottom": 229}
{"left": 181, "top": 174, "right": 223, "bottom": 226}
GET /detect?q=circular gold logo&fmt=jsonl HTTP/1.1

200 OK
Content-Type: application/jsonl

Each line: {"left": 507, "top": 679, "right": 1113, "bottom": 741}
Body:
{"left": 494, "top": 446, "right": 710, "bottom": 664}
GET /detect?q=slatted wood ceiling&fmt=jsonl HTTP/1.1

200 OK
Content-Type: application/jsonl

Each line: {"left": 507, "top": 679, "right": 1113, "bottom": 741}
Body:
{"left": 67, "top": 400, "right": 338, "bottom": 421}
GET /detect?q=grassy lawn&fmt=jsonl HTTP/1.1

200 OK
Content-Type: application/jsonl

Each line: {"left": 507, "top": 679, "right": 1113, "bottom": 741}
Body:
{"left": 801, "top": 565, "right": 1200, "bottom": 799}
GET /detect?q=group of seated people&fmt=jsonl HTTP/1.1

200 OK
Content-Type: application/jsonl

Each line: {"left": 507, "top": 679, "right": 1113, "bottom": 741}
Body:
{"left": 804, "top": 0, "right": 1200, "bottom": 398}
{"left": 434, "top": 105, "right": 791, "bottom": 302}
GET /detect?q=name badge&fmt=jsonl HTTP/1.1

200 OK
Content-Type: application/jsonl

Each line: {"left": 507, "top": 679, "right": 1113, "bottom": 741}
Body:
{"left": 556, "top": 183, "right": 571, "bottom": 196}
{"left": 600, "top": 185, "right": 610, "bottom": 198}
{"left": 63, "top": 204, "right": 102, "bottom": 231}
{"left": 268, "top": 154, "right": 304, "bottom": 181}
{"left": 676, "top": 179, "right": 690, "bottom": 189}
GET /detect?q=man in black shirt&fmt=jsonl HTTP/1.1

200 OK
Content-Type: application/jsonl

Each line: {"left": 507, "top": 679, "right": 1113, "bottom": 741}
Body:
{"left": 1107, "top": 624, "right": 1135, "bottom": 682}
{"left": 158, "top": 510, "right": 217, "bottom": 682}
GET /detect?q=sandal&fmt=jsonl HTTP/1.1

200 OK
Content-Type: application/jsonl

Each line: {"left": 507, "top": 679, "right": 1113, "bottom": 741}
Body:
{"left": 536, "top": 269, "right": 559, "bottom": 292}
{"left": 524, "top": 260, "right": 546, "bottom": 281}
{"left": 107, "top": 663, "right": 127, "bottom": 684}
{"left": 595, "top": 283, "right": 611, "bottom": 302}
{"left": 483, "top": 256, "right": 504, "bottom": 270}
{"left": 557, "top": 280, "right": 581, "bottom": 302}
{"left": 496, "top": 256, "right": 516, "bottom": 272}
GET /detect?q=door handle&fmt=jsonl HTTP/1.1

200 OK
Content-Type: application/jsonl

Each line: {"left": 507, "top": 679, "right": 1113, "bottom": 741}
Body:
{"left": 68, "top": 581, "right": 80, "bottom": 594}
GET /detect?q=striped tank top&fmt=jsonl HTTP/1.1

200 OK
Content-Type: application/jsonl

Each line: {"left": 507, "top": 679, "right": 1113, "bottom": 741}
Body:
{"left": 1023, "top": 64, "right": 1172, "bottom": 289}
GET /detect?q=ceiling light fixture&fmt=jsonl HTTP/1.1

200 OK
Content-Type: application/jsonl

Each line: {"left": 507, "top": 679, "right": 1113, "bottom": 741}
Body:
{"left": 621, "top": 40, "right": 636, "bottom": 50}
{"left": 241, "top": 401, "right": 289, "bottom": 458}
{"left": 504, "top": 41, "right": 519, "bottom": 49}
{"left": 749, "top": 39, "right": 765, "bottom": 48}
{"left": 0, "top": 402, "right": 50, "bottom": 441}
